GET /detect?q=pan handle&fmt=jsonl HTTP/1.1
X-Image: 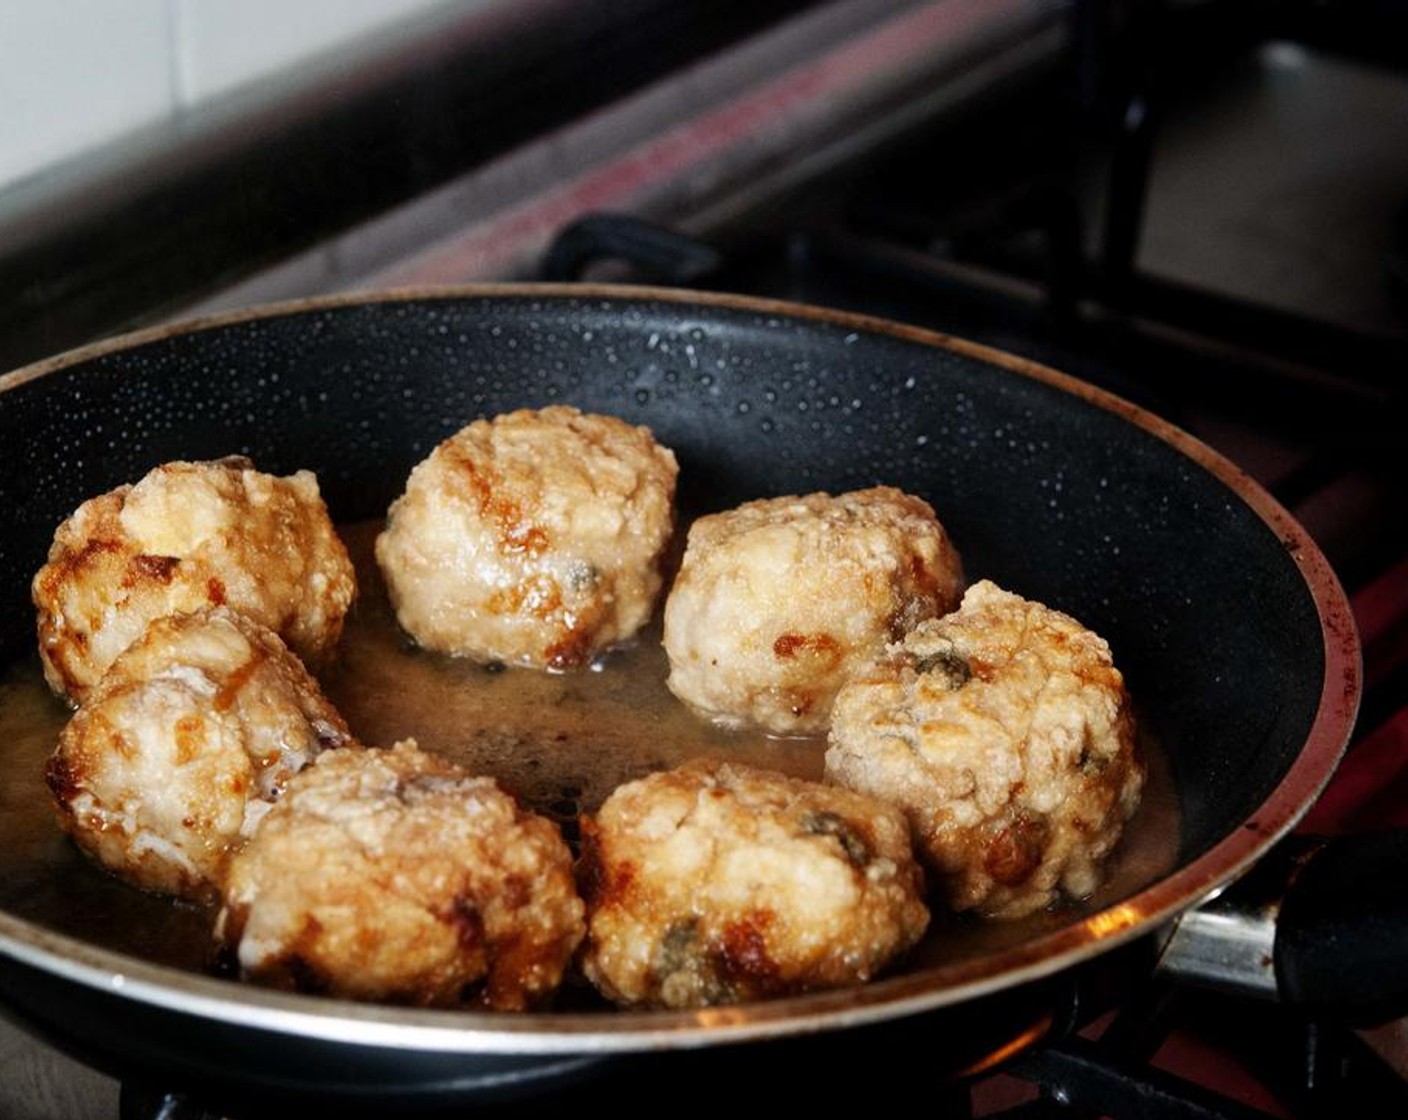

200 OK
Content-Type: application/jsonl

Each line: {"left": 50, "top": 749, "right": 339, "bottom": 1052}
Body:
{"left": 539, "top": 213, "right": 722, "bottom": 285}
{"left": 1157, "top": 831, "right": 1408, "bottom": 1027}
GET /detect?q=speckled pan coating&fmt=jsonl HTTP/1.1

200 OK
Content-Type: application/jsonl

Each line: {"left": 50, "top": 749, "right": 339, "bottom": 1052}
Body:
{"left": 0, "top": 287, "right": 1358, "bottom": 1091}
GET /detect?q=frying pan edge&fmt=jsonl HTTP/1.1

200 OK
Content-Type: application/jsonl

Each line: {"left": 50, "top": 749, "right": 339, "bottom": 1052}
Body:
{"left": 0, "top": 283, "right": 1362, "bottom": 1055}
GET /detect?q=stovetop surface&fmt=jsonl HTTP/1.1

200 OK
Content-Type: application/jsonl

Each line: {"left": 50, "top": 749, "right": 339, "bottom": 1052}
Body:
{"left": 4, "top": 18, "right": 1408, "bottom": 1120}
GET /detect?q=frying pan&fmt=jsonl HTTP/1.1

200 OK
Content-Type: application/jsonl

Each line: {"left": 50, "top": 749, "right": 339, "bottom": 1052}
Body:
{"left": 0, "top": 286, "right": 1360, "bottom": 1110}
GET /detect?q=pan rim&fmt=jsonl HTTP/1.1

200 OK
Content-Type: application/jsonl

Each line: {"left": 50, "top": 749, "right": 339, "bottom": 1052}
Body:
{"left": 0, "top": 282, "right": 1362, "bottom": 1054}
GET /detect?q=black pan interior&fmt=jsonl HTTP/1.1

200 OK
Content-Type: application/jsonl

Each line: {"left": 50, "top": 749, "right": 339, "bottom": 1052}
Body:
{"left": 0, "top": 292, "right": 1322, "bottom": 866}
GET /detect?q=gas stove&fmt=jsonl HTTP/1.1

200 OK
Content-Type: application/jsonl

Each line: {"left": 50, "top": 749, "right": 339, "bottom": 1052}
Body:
{"left": 4, "top": 3, "right": 1408, "bottom": 1117}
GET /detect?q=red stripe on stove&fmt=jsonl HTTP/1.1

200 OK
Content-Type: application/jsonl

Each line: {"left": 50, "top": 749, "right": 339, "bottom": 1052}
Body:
{"left": 1299, "top": 709, "right": 1408, "bottom": 834}
{"left": 370, "top": 0, "right": 1026, "bottom": 286}
{"left": 1353, "top": 554, "right": 1408, "bottom": 692}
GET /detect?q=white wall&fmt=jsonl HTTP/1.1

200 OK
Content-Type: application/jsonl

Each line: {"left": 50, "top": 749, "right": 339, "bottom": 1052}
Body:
{"left": 0, "top": 0, "right": 455, "bottom": 193}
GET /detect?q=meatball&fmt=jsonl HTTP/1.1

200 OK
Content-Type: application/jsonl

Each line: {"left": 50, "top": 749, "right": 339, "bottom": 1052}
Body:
{"left": 215, "top": 742, "right": 584, "bottom": 1011}
{"left": 45, "top": 607, "right": 354, "bottom": 900}
{"left": 578, "top": 759, "right": 929, "bottom": 1009}
{"left": 33, "top": 456, "right": 356, "bottom": 704}
{"left": 375, "top": 406, "right": 678, "bottom": 670}
{"left": 825, "top": 580, "right": 1144, "bottom": 920}
{"left": 663, "top": 487, "right": 964, "bottom": 735}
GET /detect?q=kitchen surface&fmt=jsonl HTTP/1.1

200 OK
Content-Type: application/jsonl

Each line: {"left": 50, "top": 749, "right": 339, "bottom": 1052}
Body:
{"left": 3, "top": 2, "right": 1408, "bottom": 1116}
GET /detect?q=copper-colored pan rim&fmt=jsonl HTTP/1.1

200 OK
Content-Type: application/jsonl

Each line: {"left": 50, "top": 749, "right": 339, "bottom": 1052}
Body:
{"left": 0, "top": 284, "right": 1362, "bottom": 1054}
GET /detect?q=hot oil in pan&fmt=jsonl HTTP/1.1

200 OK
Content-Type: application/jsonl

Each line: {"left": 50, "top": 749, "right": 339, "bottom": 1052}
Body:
{"left": 321, "top": 523, "right": 829, "bottom": 828}
{"left": 0, "top": 520, "right": 1180, "bottom": 984}
{"left": 0, "top": 669, "right": 218, "bottom": 968}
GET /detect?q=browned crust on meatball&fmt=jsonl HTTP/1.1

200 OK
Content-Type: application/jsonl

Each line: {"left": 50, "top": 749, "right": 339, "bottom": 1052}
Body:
{"left": 32, "top": 458, "right": 356, "bottom": 703}
{"left": 215, "top": 743, "right": 584, "bottom": 1010}
{"left": 375, "top": 406, "right": 678, "bottom": 670}
{"left": 47, "top": 607, "right": 353, "bottom": 899}
{"left": 826, "top": 580, "right": 1144, "bottom": 919}
{"left": 578, "top": 759, "right": 929, "bottom": 1009}
{"left": 663, "top": 486, "right": 965, "bottom": 734}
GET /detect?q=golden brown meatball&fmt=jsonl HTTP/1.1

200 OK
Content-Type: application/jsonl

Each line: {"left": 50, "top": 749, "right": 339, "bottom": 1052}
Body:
{"left": 663, "top": 487, "right": 964, "bottom": 735}
{"left": 375, "top": 406, "right": 678, "bottom": 670}
{"left": 45, "top": 607, "right": 354, "bottom": 900}
{"left": 578, "top": 759, "right": 929, "bottom": 1009}
{"left": 215, "top": 742, "right": 584, "bottom": 1011}
{"left": 825, "top": 580, "right": 1144, "bottom": 919}
{"left": 32, "top": 456, "right": 356, "bottom": 703}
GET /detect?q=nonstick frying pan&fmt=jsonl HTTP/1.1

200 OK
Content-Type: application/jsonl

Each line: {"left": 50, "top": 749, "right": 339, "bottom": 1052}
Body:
{"left": 0, "top": 286, "right": 1359, "bottom": 1108}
